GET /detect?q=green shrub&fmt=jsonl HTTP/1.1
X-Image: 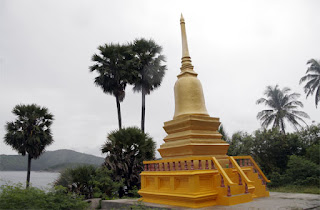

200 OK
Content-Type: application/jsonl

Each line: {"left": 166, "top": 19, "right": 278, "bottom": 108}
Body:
{"left": 286, "top": 155, "right": 320, "bottom": 186}
{"left": 55, "top": 165, "right": 123, "bottom": 199}
{"left": 306, "top": 144, "right": 320, "bottom": 164}
{"left": 0, "top": 183, "right": 88, "bottom": 210}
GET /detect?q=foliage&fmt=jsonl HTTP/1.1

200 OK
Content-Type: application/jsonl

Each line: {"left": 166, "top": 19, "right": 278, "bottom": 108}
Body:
{"left": 131, "top": 38, "right": 167, "bottom": 132}
{"left": 227, "top": 131, "right": 253, "bottom": 156}
{"left": 227, "top": 125, "right": 320, "bottom": 190}
{"left": 297, "top": 123, "right": 320, "bottom": 147}
{"left": 252, "top": 129, "right": 304, "bottom": 175}
{"left": 102, "top": 127, "right": 156, "bottom": 192}
{"left": 218, "top": 124, "right": 229, "bottom": 141}
{"left": 299, "top": 58, "right": 320, "bottom": 108}
{"left": 256, "top": 85, "right": 309, "bottom": 134}
{"left": 55, "top": 165, "right": 122, "bottom": 199}
{"left": 90, "top": 43, "right": 135, "bottom": 129}
{"left": 306, "top": 144, "right": 320, "bottom": 164}
{"left": 286, "top": 155, "right": 320, "bottom": 186}
{"left": 92, "top": 167, "right": 123, "bottom": 199}
{"left": 269, "top": 185, "right": 320, "bottom": 194}
{"left": 4, "top": 104, "right": 54, "bottom": 187}
{"left": 0, "top": 183, "right": 88, "bottom": 210}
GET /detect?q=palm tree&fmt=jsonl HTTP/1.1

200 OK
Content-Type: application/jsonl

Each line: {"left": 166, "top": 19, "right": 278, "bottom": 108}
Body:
{"left": 299, "top": 58, "right": 320, "bottom": 108}
{"left": 4, "top": 104, "right": 54, "bottom": 188}
{"left": 90, "top": 43, "right": 134, "bottom": 129}
{"left": 256, "top": 85, "right": 309, "bottom": 134}
{"left": 131, "top": 38, "right": 167, "bottom": 133}
{"left": 101, "top": 127, "right": 155, "bottom": 192}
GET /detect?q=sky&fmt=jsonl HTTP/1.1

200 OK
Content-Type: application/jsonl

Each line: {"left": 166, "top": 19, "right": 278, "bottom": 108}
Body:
{"left": 1, "top": 0, "right": 319, "bottom": 158}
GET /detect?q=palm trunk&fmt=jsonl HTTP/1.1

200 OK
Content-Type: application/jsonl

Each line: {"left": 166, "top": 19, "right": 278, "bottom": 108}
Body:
{"left": 281, "top": 119, "right": 286, "bottom": 135}
{"left": 26, "top": 154, "right": 31, "bottom": 188}
{"left": 116, "top": 96, "right": 122, "bottom": 129}
{"left": 141, "top": 88, "right": 146, "bottom": 133}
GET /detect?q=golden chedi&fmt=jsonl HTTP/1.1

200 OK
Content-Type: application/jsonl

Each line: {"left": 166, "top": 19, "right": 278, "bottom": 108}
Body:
{"left": 138, "top": 15, "right": 270, "bottom": 209}
{"left": 158, "top": 15, "right": 229, "bottom": 163}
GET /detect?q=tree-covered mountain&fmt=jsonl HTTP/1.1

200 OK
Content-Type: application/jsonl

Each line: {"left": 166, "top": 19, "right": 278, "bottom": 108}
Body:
{"left": 0, "top": 149, "right": 104, "bottom": 172}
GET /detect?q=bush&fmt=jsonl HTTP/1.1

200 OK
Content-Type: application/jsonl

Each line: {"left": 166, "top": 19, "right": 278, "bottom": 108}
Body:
{"left": 0, "top": 183, "right": 88, "bottom": 210}
{"left": 286, "top": 155, "right": 320, "bottom": 186}
{"left": 306, "top": 144, "right": 320, "bottom": 164}
{"left": 55, "top": 165, "right": 122, "bottom": 199}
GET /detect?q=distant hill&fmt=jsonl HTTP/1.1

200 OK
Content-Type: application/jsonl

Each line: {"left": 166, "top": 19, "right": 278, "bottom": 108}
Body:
{"left": 0, "top": 149, "right": 104, "bottom": 172}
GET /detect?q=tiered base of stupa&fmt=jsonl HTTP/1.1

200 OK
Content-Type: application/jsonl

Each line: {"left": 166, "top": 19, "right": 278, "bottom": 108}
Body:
{"left": 138, "top": 115, "right": 270, "bottom": 208}
{"left": 138, "top": 156, "right": 269, "bottom": 208}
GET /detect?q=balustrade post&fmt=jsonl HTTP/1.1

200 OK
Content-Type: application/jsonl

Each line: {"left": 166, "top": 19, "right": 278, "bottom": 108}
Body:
{"left": 157, "top": 163, "right": 160, "bottom": 171}
{"left": 211, "top": 160, "right": 215, "bottom": 169}
{"left": 167, "top": 162, "right": 170, "bottom": 171}
{"left": 238, "top": 173, "right": 242, "bottom": 185}
{"left": 245, "top": 183, "right": 249, "bottom": 194}
{"left": 205, "top": 160, "right": 209, "bottom": 169}
{"left": 178, "top": 161, "right": 182, "bottom": 170}
{"left": 191, "top": 160, "right": 194, "bottom": 170}
{"left": 184, "top": 161, "right": 188, "bottom": 170}
{"left": 240, "top": 159, "right": 243, "bottom": 167}
{"left": 199, "top": 160, "right": 202, "bottom": 170}
{"left": 162, "top": 162, "right": 165, "bottom": 171}
{"left": 144, "top": 164, "right": 148, "bottom": 171}
{"left": 227, "top": 186, "right": 231, "bottom": 197}
{"left": 245, "top": 159, "right": 248, "bottom": 166}
{"left": 172, "top": 162, "right": 176, "bottom": 171}
{"left": 220, "top": 175, "right": 225, "bottom": 187}
{"left": 229, "top": 160, "right": 233, "bottom": 168}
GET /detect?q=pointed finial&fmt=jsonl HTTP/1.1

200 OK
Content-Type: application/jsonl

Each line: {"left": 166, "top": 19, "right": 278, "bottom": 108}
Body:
{"left": 180, "top": 14, "right": 185, "bottom": 23}
{"left": 180, "top": 14, "right": 194, "bottom": 73}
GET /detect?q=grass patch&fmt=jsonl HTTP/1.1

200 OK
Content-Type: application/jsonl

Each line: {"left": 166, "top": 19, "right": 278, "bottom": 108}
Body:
{"left": 269, "top": 185, "right": 320, "bottom": 194}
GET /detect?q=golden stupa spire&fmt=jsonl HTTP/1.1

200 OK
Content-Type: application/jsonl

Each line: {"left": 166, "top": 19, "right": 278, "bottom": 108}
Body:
{"left": 180, "top": 14, "right": 194, "bottom": 72}
{"left": 173, "top": 14, "right": 208, "bottom": 118}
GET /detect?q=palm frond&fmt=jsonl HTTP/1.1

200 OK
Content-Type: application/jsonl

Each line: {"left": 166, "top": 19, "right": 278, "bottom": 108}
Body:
{"left": 256, "top": 85, "right": 309, "bottom": 132}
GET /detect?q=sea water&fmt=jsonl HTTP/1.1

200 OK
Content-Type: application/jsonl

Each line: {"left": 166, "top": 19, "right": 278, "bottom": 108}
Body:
{"left": 0, "top": 171, "right": 60, "bottom": 190}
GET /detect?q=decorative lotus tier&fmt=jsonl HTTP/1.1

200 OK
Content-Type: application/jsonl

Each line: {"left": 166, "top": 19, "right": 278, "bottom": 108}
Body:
{"left": 138, "top": 15, "right": 270, "bottom": 208}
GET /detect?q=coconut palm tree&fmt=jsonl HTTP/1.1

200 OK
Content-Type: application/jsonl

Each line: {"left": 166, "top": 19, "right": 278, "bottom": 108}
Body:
{"left": 90, "top": 43, "right": 135, "bottom": 129}
{"left": 256, "top": 85, "right": 309, "bottom": 134}
{"left": 299, "top": 58, "right": 320, "bottom": 108}
{"left": 131, "top": 38, "right": 167, "bottom": 133}
{"left": 4, "top": 104, "right": 54, "bottom": 188}
{"left": 101, "top": 127, "right": 155, "bottom": 192}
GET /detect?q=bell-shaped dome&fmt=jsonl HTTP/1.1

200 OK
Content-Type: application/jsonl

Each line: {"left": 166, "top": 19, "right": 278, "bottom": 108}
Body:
{"left": 173, "top": 14, "right": 209, "bottom": 119}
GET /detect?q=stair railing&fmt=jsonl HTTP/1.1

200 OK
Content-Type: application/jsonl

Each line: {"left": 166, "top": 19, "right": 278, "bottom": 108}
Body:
{"left": 233, "top": 156, "right": 270, "bottom": 184}
{"left": 228, "top": 156, "right": 254, "bottom": 193}
{"left": 211, "top": 157, "right": 236, "bottom": 196}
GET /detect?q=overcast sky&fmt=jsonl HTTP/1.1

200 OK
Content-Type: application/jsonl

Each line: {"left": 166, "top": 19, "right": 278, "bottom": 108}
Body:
{"left": 1, "top": 0, "right": 319, "bottom": 158}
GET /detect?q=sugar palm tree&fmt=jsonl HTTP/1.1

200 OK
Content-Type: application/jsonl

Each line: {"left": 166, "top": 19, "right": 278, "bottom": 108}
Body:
{"left": 131, "top": 38, "right": 167, "bottom": 132}
{"left": 299, "top": 58, "right": 320, "bottom": 108}
{"left": 256, "top": 85, "right": 309, "bottom": 134}
{"left": 4, "top": 104, "right": 54, "bottom": 188}
{"left": 90, "top": 43, "right": 134, "bottom": 129}
{"left": 101, "top": 127, "right": 155, "bottom": 192}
